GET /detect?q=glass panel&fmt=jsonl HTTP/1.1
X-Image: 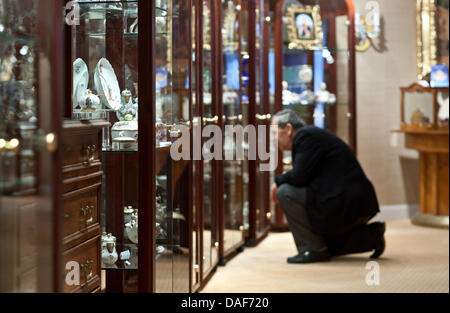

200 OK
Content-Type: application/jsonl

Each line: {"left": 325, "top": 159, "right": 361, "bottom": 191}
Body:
{"left": 335, "top": 15, "right": 350, "bottom": 144}
{"left": 171, "top": 0, "right": 190, "bottom": 293}
{"left": 280, "top": 4, "right": 351, "bottom": 166}
{"left": 241, "top": 2, "right": 250, "bottom": 234}
{"left": 202, "top": 0, "right": 217, "bottom": 275}
{"left": 0, "top": 0, "right": 54, "bottom": 292}
{"left": 255, "top": 0, "right": 268, "bottom": 235}
{"left": 191, "top": 0, "right": 199, "bottom": 290}
{"left": 222, "top": 0, "right": 244, "bottom": 253}
{"left": 155, "top": 0, "right": 173, "bottom": 293}
{"left": 403, "top": 92, "right": 435, "bottom": 127}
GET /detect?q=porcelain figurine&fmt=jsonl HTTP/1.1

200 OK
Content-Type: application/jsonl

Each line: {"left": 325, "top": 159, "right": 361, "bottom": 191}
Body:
{"left": 101, "top": 233, "right": 118, "bottom": 266}
{"left": 315, "top": 82, "right": 336, "bottom": 104}
{"left": 125, "top": 214, "right": 138, "bottom": 244}
{"left": 116, "top": 89, "right": 137, "bottom": 121}
{"left": 124, "top": 206, "right": 135, "bottom": 224}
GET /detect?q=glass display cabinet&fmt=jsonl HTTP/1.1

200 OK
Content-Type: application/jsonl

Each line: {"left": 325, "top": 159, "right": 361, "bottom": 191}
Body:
{"left": 66, "top": 0, "right": 191, "bottom": 293}
{"left": 0, "top": 0, "right": 64, "bottom": 292}
{"left": 273, "top": 0, "right": 356, "bottom": 230}
{"left": 400, "top": 83, "right": 449, "bottom": 131}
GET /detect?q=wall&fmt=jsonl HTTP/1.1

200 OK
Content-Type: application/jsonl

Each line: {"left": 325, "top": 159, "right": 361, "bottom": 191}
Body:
{"left": 354, "top": 0, "right": 420, "bottom": 208}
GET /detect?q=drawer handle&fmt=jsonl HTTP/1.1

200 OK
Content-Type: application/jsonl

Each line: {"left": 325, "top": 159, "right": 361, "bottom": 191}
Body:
{"left": 80, "top": 260, "right": 94, "bottom": 283}
{"left": 64, "top": 213, "right": 70, "bottom": 221}
{"left": 80, "top": 205, "right": 94, "bottom": 227}
{"left": 83, "top": 145, "right": 96, "bottom": 164}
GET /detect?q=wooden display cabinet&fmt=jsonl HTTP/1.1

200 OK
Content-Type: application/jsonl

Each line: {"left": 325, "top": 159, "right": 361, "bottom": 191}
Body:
{"left": 397, "top": 83, "right": 449, "bottom": 228}
{"left": 272, "top": 0, "right": 357, "bottom": 230}
{"left": 65, "top": 0, "right": 193, "bottom": 293}
{"left": 0, "top": 0, "right": 66, "bottom": 293}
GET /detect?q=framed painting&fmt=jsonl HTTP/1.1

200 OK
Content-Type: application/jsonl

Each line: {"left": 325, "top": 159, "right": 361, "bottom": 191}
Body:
{"left": 285, "top": 4, "right": 323, "bottom": 50}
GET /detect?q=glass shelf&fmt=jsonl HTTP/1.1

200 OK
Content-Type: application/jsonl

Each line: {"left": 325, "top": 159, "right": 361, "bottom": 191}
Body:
{"left": 77, "top": 2, "right": 176, "bottom": 18}
{"left": 0, "top": 32, "right": 35, "bottom": 44}
{"left": 72, "top": 110, "right": 110, "bottom": 120}
{"left": 284, "top": 47, "right": 350, "bottom": 54}
{"left": 101, "top": 243, "right": 173, "bottom": 271}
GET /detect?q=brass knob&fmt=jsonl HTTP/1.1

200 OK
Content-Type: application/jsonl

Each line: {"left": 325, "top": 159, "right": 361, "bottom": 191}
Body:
{"left": 84, "top": 145, "right": 96, "bottom": 164}
{"left": 202, "top": 116, "right": 219, "bottom": 126}
{"left": 0, "top": 139, "right": 6, "bottom": 154}
{"left": 45, "top": 133, "right": 58, "bottom": 152}
{"left": 0, "top": 138, "right": 20, "bottom": 154}
{"left": 256, "top": 114, "right": 271, "bottom": 121}
{"left": 80, "top": 205, "right": 94, "bottom": 226}
{"left": 81, "top": 260, "right": 94, "bottom": 282}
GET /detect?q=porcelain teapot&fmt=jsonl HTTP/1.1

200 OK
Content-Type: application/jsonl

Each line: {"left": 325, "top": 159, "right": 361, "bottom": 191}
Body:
{"left": 79, "top": 89, "right": 101, "bottom": 112}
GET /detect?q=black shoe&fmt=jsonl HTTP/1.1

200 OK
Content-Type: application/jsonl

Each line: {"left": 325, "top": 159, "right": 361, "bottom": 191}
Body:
{"left": 370, "top": 221, "right": 386, "bottom": 259}
{"left": 287, "top": 250, "right": 331, "bottom": 264}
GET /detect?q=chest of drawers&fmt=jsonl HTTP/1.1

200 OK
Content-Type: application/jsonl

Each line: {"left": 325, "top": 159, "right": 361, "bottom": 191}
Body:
{"left": 62, "top": 120, "right": 109, "bottom": 293}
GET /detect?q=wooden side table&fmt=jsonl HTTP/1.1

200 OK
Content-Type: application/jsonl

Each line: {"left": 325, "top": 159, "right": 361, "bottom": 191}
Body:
{"left": 400, "top": 130, "right": 449, "bottom": 228}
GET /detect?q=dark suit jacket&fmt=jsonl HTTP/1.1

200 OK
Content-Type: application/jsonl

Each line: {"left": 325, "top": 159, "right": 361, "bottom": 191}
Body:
{"left": 275, "top": 126, "right": 379, "bottom": 235}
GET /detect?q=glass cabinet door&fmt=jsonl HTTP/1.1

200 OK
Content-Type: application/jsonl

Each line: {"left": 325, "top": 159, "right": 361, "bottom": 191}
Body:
{"left": 221, "top": 0, "right": 246, "bottom": 257}
{"left": 200, "top": 0, "right": 218, "bottom": 277}
{"left": 169, "top": 0, "right": 191, "bottom": 293}
{"left": 191, "top": 0, "right": 200, "bottom": 290}
{"left": 0, "top": 0, "right": 62, "bottom": 292}
{"left": 275, "top": 0, "right": 355, "bottom": 149}
{"left": 253, "top": 0, "right": 271, "bottom": 240}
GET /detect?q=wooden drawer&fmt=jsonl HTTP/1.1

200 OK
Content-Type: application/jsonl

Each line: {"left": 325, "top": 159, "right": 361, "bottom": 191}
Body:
{"left": 62, "top": 132, "right": 100, "bottom": 168}
{"left": 63, "top": 236, "right": 101, "bottom": 293}
{"left": 62, "top": 120, "right": 109, "bottom": 170}
{"left": 63, "top": 171, "right": 102, "bottom": 194}
{"left": 63, "top": 184, "right": 102, "bottom": 250}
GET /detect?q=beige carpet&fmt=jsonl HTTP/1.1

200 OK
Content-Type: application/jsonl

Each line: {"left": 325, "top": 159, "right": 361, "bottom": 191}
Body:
{"left": 202, "top": 219, "right": 449, "bottom": 293}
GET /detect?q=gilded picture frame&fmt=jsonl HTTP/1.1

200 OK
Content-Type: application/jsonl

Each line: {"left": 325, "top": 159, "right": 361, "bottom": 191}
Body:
{"left": 285, "top": 4, "right": 323, "bottom": 50}
{"left": 416, "top": 0, "right": 438, "bottom": 80}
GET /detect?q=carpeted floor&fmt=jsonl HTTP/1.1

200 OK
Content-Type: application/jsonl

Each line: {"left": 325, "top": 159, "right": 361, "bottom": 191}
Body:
{"left": 201, "top": 219, "right": 449, "bottom": 293}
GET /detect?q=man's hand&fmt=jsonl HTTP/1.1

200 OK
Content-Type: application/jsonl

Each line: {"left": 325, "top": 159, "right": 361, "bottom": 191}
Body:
{"left": 271, "top": 183, "right": 278, "bottom": 205}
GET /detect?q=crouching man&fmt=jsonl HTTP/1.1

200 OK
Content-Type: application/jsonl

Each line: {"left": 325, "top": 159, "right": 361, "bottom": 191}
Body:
{"left": 271, "top": 109, "right": 385, "bottom": 264}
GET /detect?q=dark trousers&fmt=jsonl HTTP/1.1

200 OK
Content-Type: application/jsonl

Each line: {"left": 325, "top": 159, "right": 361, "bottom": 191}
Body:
{"left": 276, "top": 184, "right": 377, "bottom": 256}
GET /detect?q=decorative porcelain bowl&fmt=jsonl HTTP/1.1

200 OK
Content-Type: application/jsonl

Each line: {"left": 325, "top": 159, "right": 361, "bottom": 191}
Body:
{"left": 112, "top": 120, "right": 138, "bottom": 150}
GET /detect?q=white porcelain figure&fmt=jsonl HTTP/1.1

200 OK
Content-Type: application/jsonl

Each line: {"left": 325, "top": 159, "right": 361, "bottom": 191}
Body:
{"left": 315, "top": 82, "right": 336, "bottom": 104}
{"left": 116, "top": 89, "right": 137, "bottom": 121}
{"left": 124, "top": 206, "right": 135, "bottom": 225}
{"left": 101, "top": 233, "right": 118, "bottom": 266}
{"left": 125, "top": 214, "right": 138, "bottom": 244}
